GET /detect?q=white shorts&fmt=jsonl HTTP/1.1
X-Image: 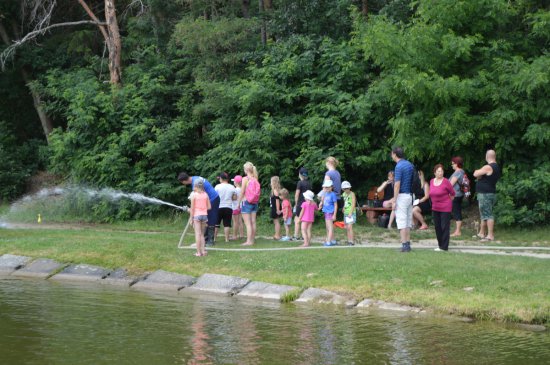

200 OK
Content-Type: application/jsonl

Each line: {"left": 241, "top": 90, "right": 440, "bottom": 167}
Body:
{"left": 395, "top": 194, "right": 413, "bottom": 230}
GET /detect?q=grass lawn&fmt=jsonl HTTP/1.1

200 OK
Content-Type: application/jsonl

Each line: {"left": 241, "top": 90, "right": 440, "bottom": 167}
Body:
{"left": 1, "top": 213, "right": 549, "bottom": 325}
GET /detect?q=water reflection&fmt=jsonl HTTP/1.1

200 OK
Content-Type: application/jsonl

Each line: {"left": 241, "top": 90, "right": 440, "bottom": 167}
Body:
{"left": 0, "top": 278, "right": 548, "bottom": 365}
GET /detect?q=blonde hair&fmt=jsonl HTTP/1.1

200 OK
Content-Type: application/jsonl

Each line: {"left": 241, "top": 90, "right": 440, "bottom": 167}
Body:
{"left": 243, "top": 162, "right": 258, "bottom": 180}
{"left": 271, "top": 176, "right": 282, "bottom": 194}
{"left": 194, "top": 178, "right": 205, "bottom": 192}
{"left": 325, "top": 156, "right": 339, "bottom": 168}
{"left": 280, "top": 188, "right": 290, "bottom": 200}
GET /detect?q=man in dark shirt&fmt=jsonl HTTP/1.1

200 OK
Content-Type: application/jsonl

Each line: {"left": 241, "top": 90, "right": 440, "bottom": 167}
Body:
{"left": 473, "top": 150, "right": 501, "bottom": 242}
{"left": 390, "top": 147, "right": 415, "bottom": 252}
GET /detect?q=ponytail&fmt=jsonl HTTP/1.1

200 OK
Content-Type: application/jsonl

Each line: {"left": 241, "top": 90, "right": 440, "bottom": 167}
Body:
{"left": 244, "top": 161, "right": 258, "bottom": 180}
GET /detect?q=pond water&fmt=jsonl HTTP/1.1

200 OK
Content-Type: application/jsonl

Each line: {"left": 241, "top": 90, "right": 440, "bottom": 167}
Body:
{"left": 0, "top": 278, "right": 548, "bottom": 364}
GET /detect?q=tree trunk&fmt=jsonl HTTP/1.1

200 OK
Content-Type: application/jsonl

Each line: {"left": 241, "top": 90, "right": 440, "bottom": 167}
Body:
{"left": 77, "top": 0, "right": 122, "bottom": 86}
{"left": 104, "top": 0, "right": 122, "bottom": 85}
{"left": 21, "top": 68, "right": 54, "bottom": 142}
{"left": 0, "top": 20, "right": 53, "bottom": 143}
{"left": 362, "top": 0, "right": 368, "bottom": 16}
{"left": 242, "top": 0, "right": 250, "bottom": 18}
{"left": 259, "top": 0, "right": 266, "bottom": 45}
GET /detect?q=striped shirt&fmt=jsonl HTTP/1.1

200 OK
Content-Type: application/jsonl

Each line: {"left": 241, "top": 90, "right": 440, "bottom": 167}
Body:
{"left": 395, "top": 159, "right": 414, "bottom": 194}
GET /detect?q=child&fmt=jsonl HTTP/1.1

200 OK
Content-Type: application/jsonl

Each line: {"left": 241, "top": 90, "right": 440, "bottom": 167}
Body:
{"left": 270, "top": 176, "right": 283, "bottom": 240}
{"left": 279, "top": 188, "right": 292, "bottom": 241}
{"left": 231, "top": 175, "right": 244, "bottom": 240}
{"left": 341, "top": 181, "right": 356, "bottom": 246}
{"left": 189, "top": 178, "right": 211, "bottom": 257}
{"left": 293, "top": 167, "right": 312, "bottom": 241}
{"left": 319, "top": 180, "right": 338, "bottom": 246}
{"left": 298, "top": 190, "right": 317, "bottom": 247}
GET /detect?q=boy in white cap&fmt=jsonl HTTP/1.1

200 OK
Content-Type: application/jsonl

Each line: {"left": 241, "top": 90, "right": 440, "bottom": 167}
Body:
{"left": 297, "top": 190, "right": 317, "bottom": 247}
{"left": 319, "top": 180, "right": 338, "bottom": 246}
{"left": 341, "top": 181, "right": 356, "bottom": 246}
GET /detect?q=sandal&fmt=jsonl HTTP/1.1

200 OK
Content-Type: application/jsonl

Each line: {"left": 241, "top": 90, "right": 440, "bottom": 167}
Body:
{"left": 473, "top": 234, "right": 485, "bottom": 239}
{"left": 418, "top": 225, "right": 428, "bottom": 230}
{"left": 480, "top": 237, "right": 493, "bottom": 242}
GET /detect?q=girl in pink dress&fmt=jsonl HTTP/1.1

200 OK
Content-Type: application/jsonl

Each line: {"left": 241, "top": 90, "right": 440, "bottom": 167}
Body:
{"left": 189, "top": 179, "right": 211, "bottom": 257}
{"left": 297, "top": 190, "right": 317, "bottom": 247}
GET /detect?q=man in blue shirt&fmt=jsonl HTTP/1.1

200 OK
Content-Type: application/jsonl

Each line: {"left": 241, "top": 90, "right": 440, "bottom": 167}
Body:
{"left": 390, "top": 147, "right": 415, "bottom": 252}
{"left": 178, "top": 172, "right": 220, "bottom": 246}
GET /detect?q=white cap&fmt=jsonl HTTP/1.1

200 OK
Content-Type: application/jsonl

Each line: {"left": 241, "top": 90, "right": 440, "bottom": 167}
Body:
{"left": 322, "top": 180, "right": 333, "bottom": 188}
{"left": 303, "top": 190, "right": 315, "bottom": 201}
{"left": 341, "top": 181, "right": 351, "bottom": 189}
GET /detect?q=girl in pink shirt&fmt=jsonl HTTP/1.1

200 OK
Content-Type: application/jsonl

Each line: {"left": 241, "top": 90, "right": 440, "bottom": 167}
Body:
{"left": 190, "top": 179, "right": 211, "bottom": 257}
{"left": 430, "top": 164, "right": 456, "bottom": 251}
{"left": 298, "top": 190, "right": 317, "bottom": 247}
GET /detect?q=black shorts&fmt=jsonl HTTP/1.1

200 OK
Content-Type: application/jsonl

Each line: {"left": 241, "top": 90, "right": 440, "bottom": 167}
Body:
{"left": 295, "top": 202, "right": 303, "bottom": 218}
{"left": 216, "top": 207, "right": 233, "bottom": 227}
{"left": 452, "top": 196, "right": 463, "bottom": 221}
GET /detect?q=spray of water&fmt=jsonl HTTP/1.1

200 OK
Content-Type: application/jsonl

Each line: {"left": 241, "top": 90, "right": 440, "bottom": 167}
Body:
{"left": 12, "top": 187, "right": 189, "bottom": 212}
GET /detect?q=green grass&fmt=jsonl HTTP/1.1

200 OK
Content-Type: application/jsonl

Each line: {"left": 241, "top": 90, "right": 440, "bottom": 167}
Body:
{"left": 1, "top": 220, "right": 549, "bottom": 325}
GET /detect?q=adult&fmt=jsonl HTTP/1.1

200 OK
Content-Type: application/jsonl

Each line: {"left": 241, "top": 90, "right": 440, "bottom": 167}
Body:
{"left": 214, "top": 172, "right": 236, "bottom": 243}
{"left": 178, "top": 172, "right": 220, "bottom": 246}
{"left": 293, "top": 167, "right": 312, "bottom": 241}
{"left": 412, "top": 170, "right": 430, "bottom": 230}
{"left": 377, "top": 171, "right": 395, "bottom": 228}
{"left": 473, "top": 150, "right": 501, "bottom": 242}
{"left": 238, "top": 161, "right": 260, "bottom": 246}
{"left": 449, "top": 156, "right": 466, "bottom": 237}
{"left": 390, "top": 147, "right": 415, "bottom": 252}
{"left": 430, "top": 164, "right": 456, "bottom": 251}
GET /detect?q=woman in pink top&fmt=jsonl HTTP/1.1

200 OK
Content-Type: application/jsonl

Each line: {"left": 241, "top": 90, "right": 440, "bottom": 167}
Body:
{"left": 297, "top": 190, "right": 317, "bottom": 247}
{"left": 190, "top": 179, "right": 211, "bottom": 257}
{"left": 430, "top": 164, "right": 456, "bottom": 251}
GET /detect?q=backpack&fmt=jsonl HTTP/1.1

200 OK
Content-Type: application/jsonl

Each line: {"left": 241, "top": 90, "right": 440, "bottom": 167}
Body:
{"left": 412, "top": 165, "right": 423, "bottom": 198}
{"left": 245, "top": 177, "right": 261, "bottom": 204}
{"left": 460, "top": 172, "right": 471, "bottom": 197}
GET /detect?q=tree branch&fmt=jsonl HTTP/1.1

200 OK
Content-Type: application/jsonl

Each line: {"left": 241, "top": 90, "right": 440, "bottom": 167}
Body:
{"left": 0, "top": 20, "right": 106, "bottom": 70}
{"left": 77, "top": 0, "right": 109, "bottom": 42}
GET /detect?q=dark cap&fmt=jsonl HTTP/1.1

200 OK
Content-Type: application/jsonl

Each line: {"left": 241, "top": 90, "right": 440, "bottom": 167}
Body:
{"left": 217, "top": 172, "right": 229, "bottom": 180}
{"left": 299, "top": 167, "right": 308, "bottom": 177}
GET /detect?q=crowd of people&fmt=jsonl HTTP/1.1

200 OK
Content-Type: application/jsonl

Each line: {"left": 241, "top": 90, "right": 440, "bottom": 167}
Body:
{"left": 177, "top": 148, "right": 501, "bottom": 256}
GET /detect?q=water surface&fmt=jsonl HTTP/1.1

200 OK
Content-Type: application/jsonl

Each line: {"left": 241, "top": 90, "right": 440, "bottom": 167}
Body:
{"left": 0, "top": 278, "right": 548, "bottom": 364}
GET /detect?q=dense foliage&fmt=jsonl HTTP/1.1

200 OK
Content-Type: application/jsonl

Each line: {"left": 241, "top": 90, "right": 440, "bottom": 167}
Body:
{"left": 0, "top": 0, "right": 548, "bottom": 224}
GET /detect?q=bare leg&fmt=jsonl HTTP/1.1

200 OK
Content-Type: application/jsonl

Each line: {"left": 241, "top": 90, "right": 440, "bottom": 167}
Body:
{"left": 451, "top": 221, "right": 462, "bottom": 236}
{"left": 200, "top": 222, "right": 207, "bottom": 255}
{"left": 250, "top": 212, "right": 257, "bottom": 244}
{"left": 294, "top": 216, "right": 301, "bottom": 238}
{"left": 479, "top": 220, "right": 487, "bottom": 238}
{"left": 284, "top": 224, "right": 290, "bottom": 237}
{"left": 486, "top": 219, "right": 495, "bottom": 240}
{"left": 388, "top": 209, "right": 396, "bottom": 228}
{"left": 224, "top": 227, "right": 230, "bottom": 242}
{"left": 346, "top": 224, "right": 354, "bottom": 243}
{"left": 400, "top": 227, "right": 411, "bottom": 243}
{"left": 273, "top": 218, "right": 281, "bottom": 239}
{"left": 242, "top": 213, "right": 253, "bottom": 245}
{"left": 300, "top": 222, "right": 309, "bottom": 247}
{"left": 413, "top": 207, "right": 428, "bottom": 228}
{"left": 194, "top": 220, "right": 202, "bottom": 255}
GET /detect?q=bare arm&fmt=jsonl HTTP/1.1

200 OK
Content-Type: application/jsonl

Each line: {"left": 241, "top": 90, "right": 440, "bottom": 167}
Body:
{"left": 350, "top": 193, "right": 356, "bottom": 216}
{"left": 474, "top": 165, "right": 492, "bottom": 178}
{"left": 298, "top": 205, "right": 305, "bottom": 221}
{"left": 420, "top": 183, "right": 430, "bottom": 203}
{"left": 294, "top": 189, "right": 300, "bottom": 207}
{"left": 238, "top": 178, "right": 249, "bottom": 204}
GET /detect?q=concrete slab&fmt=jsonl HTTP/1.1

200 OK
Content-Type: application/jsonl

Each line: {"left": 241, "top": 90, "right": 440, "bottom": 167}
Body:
{"left": 0, "top": 254, "right": 32, "bottom": 275}
{"left": 187, "top": 273, "right": 249, "bottom": 295}
{"left": 11, "top": 258, "right": 65, "bottom": 279}
{"left": 49, "top": 264, "right": 110, "bottom": 282}
{"left": 296, "top": 288, "right": 357, "bottom": 307}
{"left": 131, "top": 270, "right": 195, "bottom": 291}
{"left": 102, "top": 268, "right": 139, "bottom": 286}
{"left": 357, "top": 299, "right": 422, "bottom": 313}
{"left": 237, "top": 281, "right": 299, "bottom": 301}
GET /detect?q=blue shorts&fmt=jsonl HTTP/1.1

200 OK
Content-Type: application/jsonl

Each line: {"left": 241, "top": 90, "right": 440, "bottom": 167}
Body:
{"left": 284, "top": 217, "right": 292, "bottom": 226}
{"left": 193, "top": 215, "right": 208, "bottom": 222}
{"left": 241, "top": 201, "right": 258, "bottom": 214}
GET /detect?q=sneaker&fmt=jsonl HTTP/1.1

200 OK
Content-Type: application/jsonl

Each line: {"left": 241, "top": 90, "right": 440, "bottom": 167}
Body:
{"left": 290, "top": 236, "right": 297, "bottom": 241}
{"left": 323, "top": 241, "right": 332, "bottom": 247}
{"left": 279, "top": 236, "right": 290, "bottom": 242}
{"left": 400, "top": 242, "right": 411, "bottom": 252}
{"left": 434, "top": 247, "right": 443, "bottom": 252}
{"left": 330, "top": 240, "right": 338, "bottom": 246}
{"left": 347, "top": 241, "right": 355, "bottom": 246}
{"left": 205, "top": 242, "right": 215, "bottom": 247}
